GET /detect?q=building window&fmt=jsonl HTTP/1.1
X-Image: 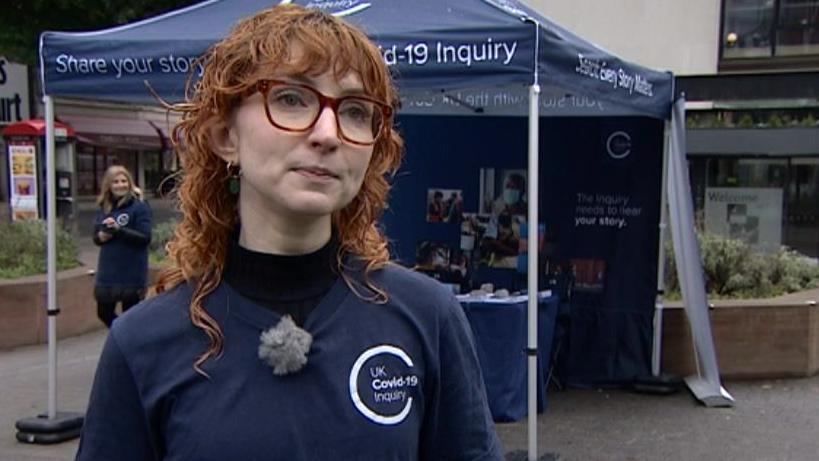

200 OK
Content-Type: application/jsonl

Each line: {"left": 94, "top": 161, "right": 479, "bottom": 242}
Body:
{"left": 75, "top": 144, "right": 139, "bottom": 196}
{"left": 723, "top": 0, "right": 775, "bottom": 58}
{"left": 786, "top": 158, "right": 819, "bottom": 256}
{"left": 777, "top": 0, "right": 819, "bottom": 55}
{"left": 722, "top": 0, "right": 819, "bottom": 60}
{"left": 76, "top": 145, "right": 97, "bottom": 196}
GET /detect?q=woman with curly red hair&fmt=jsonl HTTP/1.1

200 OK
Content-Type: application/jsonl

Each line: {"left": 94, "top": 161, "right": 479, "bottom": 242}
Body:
{"left": 76, "top": 4, "right": 501, "bottom": 460}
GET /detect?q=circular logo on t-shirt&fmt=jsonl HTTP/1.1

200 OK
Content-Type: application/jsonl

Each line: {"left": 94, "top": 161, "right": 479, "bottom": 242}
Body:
{"left": 349, "top": 345, "right": 419, "bottom": 425}
{"left": 115, "top": 213, "right": 130, "bottom": 227}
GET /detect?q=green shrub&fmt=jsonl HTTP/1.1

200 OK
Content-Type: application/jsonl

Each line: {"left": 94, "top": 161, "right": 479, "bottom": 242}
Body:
{"left": 767, "top": 113, "right": 784, "bottom": 128}
{"left": 664, "top": 232, "right": 819, "bottom": 299}
{"left": 149, "top": 219, "right": 178, "bottom": 265}
{"left": 736, "top": 114, "right": 755, "bottom": 128}
{"left": 0, "top": 220, "right": 80, "bottom": 279}
{"left": 685, "top": 116, "right": 699, "bottom": 129}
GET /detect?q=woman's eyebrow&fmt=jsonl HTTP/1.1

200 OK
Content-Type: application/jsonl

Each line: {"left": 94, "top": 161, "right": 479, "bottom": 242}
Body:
{"left": 275, "top": 74, "right": 367, "bottom": 96}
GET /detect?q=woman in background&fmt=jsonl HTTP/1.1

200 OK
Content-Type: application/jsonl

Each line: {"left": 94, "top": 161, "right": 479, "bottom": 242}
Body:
{"left": 92, "top": 165, "right": 152, "bottom": 327}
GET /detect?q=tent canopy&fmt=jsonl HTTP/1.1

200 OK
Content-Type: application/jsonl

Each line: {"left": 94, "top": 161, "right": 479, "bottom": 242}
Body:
{"left": 40, "top": 0, "right": 673, "bottom": 118}
{"left": 34, "top": 0, "right": 734, "bottom": 416}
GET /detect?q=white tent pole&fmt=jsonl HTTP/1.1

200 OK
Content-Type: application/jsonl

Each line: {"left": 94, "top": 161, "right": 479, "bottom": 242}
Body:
{"left": 45, "top": 94, "right": 58, "bottom": 419}
{"left": 526, "top": 82, "right": 541, "bottom": 461}
{"left": 16, "top": 40, "right": 83, "bottom": 447}
{"left": 652, "top": 119, "right": 671, "bottom": 376}
{"left": 521, "top": 13, "right": 543, "bottom": 461}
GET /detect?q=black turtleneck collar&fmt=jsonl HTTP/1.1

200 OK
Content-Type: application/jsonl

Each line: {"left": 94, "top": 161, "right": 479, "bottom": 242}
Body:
{"left": 223, "top": 232, "right": 340, "bottom": 326}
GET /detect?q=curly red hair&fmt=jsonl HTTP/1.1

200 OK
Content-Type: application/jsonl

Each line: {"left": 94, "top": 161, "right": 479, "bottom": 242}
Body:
{"left": 157, "top": 4, "right": 404, "bottom": 372}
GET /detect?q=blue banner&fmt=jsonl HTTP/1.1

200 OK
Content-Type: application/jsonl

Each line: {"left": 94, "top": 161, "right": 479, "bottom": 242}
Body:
{"left": 384, "top": 115, "right": 663, "bottom": 386}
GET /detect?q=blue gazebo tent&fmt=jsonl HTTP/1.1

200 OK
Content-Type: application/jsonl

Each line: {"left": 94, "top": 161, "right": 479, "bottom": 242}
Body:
{"left": 35, "top": 0, "right": 733, "bottom": 456}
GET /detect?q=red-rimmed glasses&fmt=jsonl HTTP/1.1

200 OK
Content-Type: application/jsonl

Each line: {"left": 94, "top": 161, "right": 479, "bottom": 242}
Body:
{"left": 257, "top": 79, "right": 393, "bottom": 146}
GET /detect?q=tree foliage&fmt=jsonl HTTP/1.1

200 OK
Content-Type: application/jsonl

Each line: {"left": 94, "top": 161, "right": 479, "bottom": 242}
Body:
{"left": 0, "top": 0, "right": 200, "bottom": 65}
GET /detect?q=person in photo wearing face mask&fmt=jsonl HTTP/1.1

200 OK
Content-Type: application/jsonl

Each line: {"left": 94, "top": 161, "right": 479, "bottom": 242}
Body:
{"left": 491, "top": 172, "right": 527, "bottom": 216}
{"left": 92, "top": 165, "right": 152, "bottom": 328}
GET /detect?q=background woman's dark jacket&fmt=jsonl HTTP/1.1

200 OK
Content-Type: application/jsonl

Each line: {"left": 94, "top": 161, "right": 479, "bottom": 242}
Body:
{"left": 93, "top": 196, "right": 152, "bottom": 290}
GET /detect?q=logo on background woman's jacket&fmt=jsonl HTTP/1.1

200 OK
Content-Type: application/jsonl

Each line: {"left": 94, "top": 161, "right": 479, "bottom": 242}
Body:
{"left": 115, "top": 213, "right": 130, "bottom": 227}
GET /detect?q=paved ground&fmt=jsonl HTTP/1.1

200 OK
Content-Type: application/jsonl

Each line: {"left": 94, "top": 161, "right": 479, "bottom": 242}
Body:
{"left": 3, "top": 197, "right": 819, "bottom": 460}
{"left": 1, "top": 330, "right": 103, "bottom": 461}
{"left": 498, "top": 377, "right": 819, "bottom": 460}
{"left": 2, "top": 328, "right": 818, "bottom": 461}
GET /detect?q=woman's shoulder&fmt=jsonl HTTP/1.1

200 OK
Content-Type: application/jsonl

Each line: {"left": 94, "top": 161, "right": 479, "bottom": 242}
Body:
{"left": 110, "top": 282, "right": 196, "bottom": 347}
{"left": 367, "top": 264, "right": 470, "bottom": 338}
{"left": 372, "top": 263, "right": 457, "bottom": 306}
{"left": 107, "top": 282, "right": 206, "bottom": 388}
{"left": 131, "top": 195, "right": 152, "bottom": 211}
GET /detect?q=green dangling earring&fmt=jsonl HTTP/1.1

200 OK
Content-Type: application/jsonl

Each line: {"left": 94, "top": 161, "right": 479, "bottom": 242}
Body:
{"left": 227, "top": 161, "right": 241, "bottom": 195}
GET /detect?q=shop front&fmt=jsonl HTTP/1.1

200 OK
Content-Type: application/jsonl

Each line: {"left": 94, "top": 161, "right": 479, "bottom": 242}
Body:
{"left": 688, "top": 127, "right": 819, "bottom": 257}
{"left": 59, "top": 113, "right": 171, "bottom": 197}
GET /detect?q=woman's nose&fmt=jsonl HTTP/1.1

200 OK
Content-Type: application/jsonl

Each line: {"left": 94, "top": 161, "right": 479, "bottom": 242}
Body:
{"left": 307, "top": 106, "right": 342, "bottom": 151}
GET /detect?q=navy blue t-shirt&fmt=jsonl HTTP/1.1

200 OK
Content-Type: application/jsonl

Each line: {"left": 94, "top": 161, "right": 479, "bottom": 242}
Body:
{"left": 94, "top": 196, "right": 152, "bottom": 288}
{"left": 76, "top": 263, "right": 503, "bottom": 460}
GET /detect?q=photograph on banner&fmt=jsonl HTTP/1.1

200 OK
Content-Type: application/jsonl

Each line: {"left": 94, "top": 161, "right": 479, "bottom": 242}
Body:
{"left": 415, "top": 241, "right": 451, "bottom": 268}
{"left": 515, "top": 220, "right": 547, "bottom": 273}
{"left": 413, "top": 241, "right": 469, "bottom": 293}
{"left": 569, "top": 258, "right": 606, "bottom": 292}
{"left": 704, "top": 187, "right": 783, "bottom": 252}
{"left": 484, "top": 213, "right": 523, "bottom": 269}
{"left": 479, "top": 168, "right": 527, "bottom": 217}
{"left": 461, "top": 212, "right": 523, "bottom": 269}
{"left": 460, "top": 213, "right": 489, "bottom": 251}
{"left": 426, "top": 188, "right": 463, "bottom": 223}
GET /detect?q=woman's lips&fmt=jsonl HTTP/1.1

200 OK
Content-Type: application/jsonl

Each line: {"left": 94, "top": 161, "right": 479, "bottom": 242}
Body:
{"left": 293, "top": 167, "right": 339, "bottom": 181}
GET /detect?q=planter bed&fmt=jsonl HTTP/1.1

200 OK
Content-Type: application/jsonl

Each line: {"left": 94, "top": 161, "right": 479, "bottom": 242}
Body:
{"left": 0, "top": 266, "right": 161, "bottom": 350}
{"left": 662, "top": 292, "right": 819, "bottom": 379}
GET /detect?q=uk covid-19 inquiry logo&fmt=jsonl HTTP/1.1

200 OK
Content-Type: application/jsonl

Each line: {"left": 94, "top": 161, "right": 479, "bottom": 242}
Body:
{"left": 348, "top": 345, "right": 420, "bottom": 425}
{"left": 606, "top": 131, "right": 632, "bottom": 160}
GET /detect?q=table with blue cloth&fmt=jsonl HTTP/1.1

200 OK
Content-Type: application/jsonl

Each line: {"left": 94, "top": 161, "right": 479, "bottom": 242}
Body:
{"left": 459, "top": 294, "right": 559, "bottom": 422}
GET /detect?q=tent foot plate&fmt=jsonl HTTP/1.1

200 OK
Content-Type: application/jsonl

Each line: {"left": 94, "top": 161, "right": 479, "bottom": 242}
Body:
{"left": 685, "top": 376, "right": 734, "bottom": 407}
{"left": 505, "top": 450, "right": 561, "bottom": 460}
{"left": 16, "top": 412, "right": 84, "bottom": 444}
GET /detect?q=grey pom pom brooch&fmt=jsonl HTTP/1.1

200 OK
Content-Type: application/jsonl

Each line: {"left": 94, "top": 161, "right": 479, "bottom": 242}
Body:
{"left": 258, "top": 316, "right": 313, "bottom": 375}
